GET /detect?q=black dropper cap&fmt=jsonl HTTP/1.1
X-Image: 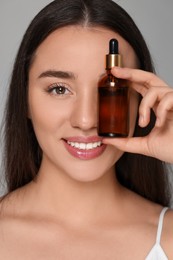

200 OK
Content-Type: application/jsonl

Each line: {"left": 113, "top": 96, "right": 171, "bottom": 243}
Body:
{"left": 106, "top": 38, "right": 121, "bottom": 69}
{"left": 109, "top": 39, "right": 118, "bottom": 54}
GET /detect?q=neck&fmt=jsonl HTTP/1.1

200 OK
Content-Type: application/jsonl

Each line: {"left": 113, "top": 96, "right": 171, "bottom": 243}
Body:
{"left": 28, "top": 160, "right": 124, "bottom": 225}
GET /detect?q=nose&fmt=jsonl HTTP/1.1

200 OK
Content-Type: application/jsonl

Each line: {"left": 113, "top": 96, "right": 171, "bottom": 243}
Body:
{"left": 70, "top": 87, "right": 98, "bottom": 131}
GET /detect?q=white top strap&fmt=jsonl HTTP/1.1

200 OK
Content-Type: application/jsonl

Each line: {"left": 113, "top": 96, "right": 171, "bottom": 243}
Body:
{"left": 156, "top": 207, "right": 168, "bottom": 244}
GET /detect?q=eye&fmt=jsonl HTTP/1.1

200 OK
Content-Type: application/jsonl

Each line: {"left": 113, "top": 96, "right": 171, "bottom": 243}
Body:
{"left": 47, "top": 83, "right": 72, "bottom": 96}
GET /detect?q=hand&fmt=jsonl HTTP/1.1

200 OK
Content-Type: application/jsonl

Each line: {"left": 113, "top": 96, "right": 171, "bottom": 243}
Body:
{"left": 102, "top": 67, "right": 173, "bottom": 163}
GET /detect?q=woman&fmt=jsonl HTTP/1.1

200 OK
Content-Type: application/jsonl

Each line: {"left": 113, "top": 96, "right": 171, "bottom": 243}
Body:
{"left": 1, "top": 0, "right": 173, "bottom": 259}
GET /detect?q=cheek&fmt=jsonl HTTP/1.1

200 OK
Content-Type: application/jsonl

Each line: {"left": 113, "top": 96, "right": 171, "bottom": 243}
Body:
{"left": 28, "top": 89, "right": 70, "bottom": 136}
{"left": 129, "top": 89, "right": 139, "bottom": 136}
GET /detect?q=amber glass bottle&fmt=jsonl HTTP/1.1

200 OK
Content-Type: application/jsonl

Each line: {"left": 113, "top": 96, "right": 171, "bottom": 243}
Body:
{"left": 98, "top": 39, "right": 129, "bottom": 137}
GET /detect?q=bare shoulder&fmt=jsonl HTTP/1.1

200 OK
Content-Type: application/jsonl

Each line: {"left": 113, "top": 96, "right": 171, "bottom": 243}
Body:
{"left": 0, "top": 192, "right": 19, "bottom": 230}
{"left": 0, "top": 191, "right": 19, "bottom": 216}
{"left": 0, "top": 194, "right": 16, "bottom": 256}
{"left": 127, "top": 190, "right": 173, "bottom": 257}
{"left": 0, "top": 189, "right": 30, "bottom": 236}
{"left": 162, "top": 208, "right": 173, "bottom": 258}
{"left": 0, "top": 190, "right": 39, "bottom": 259}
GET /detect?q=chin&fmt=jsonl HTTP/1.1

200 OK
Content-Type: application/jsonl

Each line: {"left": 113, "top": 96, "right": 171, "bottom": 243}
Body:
{"left": 62, "top": 151, "right": 122, "bottom": 184}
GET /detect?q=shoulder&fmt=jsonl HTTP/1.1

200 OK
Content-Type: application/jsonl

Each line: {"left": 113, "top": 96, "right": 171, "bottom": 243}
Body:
{"left": 162, "top": 208, "right": 173, "bottom": 258}
{"left": 0, "top": 193, "right": 18, "bottom": 228}
{"left": 0, "top": 189, "right": 29, "bottom": 228}
{"left": 129, "top": 192, "right": 173, "bottom": 258}
{"left": 0, "top": 192, "right": 39, "bottom": 259}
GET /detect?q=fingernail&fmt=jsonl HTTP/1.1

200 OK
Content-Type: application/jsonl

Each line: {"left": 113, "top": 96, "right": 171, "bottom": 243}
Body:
{"left": 112, "top": 66, "right": 121, "bottom": 71}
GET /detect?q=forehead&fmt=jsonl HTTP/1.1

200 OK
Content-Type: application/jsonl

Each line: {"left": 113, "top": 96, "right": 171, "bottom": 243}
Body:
{"left": 30, "top": 26, "right": 138, "bottom": 74}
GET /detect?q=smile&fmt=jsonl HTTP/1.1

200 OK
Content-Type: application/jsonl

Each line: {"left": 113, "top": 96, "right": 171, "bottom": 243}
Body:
{"left": 63, "top": 137, "right": 106, "bottom": 160}
{"left": 67, "top": 141, "right": 102, "bottom": 150}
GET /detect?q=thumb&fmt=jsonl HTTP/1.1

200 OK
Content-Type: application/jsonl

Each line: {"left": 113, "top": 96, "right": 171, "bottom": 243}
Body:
{"left": 102, "top": 137, "right": 148, "bottom": 156}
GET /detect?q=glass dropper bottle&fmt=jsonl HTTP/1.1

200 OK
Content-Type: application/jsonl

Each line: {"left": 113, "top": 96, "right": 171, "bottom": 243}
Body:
{"left": 98, "top": 38, "right": 129, "bottom": 137}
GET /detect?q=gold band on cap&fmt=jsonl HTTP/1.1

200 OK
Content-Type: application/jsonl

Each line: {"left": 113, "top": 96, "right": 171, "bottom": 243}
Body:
{"left": 106, "top": 54, "right": 122, "bottom": 69}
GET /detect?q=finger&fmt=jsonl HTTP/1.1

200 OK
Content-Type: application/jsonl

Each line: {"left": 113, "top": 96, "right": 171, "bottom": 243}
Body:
{"left": 138, "top": 86, "right": 173, "bottom": 127}
{"left": 111, "top": 67, "right": 168, "bottom": 91}
{"left": 103, "top": 136, "right": 173, "bottom": 163}
{"left": 155, "top": 91, "right": 173, "bottom": 127}
{"left": 102, "top": 136, "right": 149, "bottom": 156}
{"left": 138, "top": 86, "right": 167, "bottom": 127}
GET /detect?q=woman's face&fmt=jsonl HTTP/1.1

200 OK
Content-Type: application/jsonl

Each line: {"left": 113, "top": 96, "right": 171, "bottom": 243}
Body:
{"left": 28, "top": 26, "right": 139, "bottom": 182}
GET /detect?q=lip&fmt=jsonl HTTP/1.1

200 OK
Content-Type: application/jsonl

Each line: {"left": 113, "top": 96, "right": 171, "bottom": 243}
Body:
{"left": 63, "top": 136, "right": 107, "bottom": 160}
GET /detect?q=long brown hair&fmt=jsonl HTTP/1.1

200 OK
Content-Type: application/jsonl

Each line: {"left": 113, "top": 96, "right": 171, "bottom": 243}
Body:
{"left": 2, "top": 0, "right": 171, "bottom": 206}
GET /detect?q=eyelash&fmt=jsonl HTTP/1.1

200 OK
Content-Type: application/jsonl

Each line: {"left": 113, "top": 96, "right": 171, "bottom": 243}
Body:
{"left": 46, "top": 83, "right": 72, "bottom": 96}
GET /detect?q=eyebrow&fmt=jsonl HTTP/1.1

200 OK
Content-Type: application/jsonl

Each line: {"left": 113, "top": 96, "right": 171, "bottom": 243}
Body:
{"left": 38, "top": 70, "right": 77, "bottom": 80}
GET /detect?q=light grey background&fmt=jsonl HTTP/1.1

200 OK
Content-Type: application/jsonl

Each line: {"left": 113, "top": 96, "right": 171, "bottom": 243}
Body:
{"left": 0, "top": 0, "right": 173, "bottom": 196}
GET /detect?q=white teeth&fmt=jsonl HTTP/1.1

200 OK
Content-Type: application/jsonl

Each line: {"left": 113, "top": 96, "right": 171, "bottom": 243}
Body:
{"left": 67, "top": 141, "right": 102, "bottom": 150}
{"left": 79, "top": 143, "right": 86, "bottom": 150}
